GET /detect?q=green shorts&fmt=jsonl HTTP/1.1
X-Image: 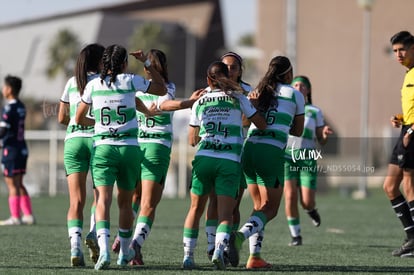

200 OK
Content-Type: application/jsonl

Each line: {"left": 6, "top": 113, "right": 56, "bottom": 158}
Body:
{"left": 91, "top": 145, "right": 142, "bottom": 191}
{"left": 191, "top": 156, "right": 240, "bottom": 198}
{"left": 284, "top": 157, "right": 317, "bottom": 190}
{"left": 63, "top": 137, "right": 93, "bottom": 175}
{"left": 242, "top": 142, "right": 284, "bottom": 188}
{"left": 140, "top": 143, "right": 171, "bottom": 184}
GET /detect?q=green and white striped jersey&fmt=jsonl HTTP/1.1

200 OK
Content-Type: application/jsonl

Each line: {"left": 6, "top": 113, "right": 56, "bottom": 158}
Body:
{"left": 190, "top": 89, "right": 257, "bottom": 162}
{"left": 60, "top": 73, "right": 99, "bottom": 140}
{"left": 136, "top": 82, "right": 176, "bottom": 148}
{"left": 286, "top": 104, "right": 325, "bottom": 149}
{"left": 246, "top": 83, "right": 305, "bottom": 149}
{"left": 81, "top": 73, "right": 150, "bottom": 146}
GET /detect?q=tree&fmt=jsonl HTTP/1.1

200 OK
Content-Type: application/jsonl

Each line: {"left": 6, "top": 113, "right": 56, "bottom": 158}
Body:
{"left": 127, "top": 22, "right": 170, "bottom": 74}
{"left": 237, "top": 33, "right": 255, "bottom": 47}
{"left": 46, "top": 29, "right": 80, "bottom": 80}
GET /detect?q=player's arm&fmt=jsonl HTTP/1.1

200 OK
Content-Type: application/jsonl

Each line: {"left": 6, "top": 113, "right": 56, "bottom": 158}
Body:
{"left": 135, "top": 97, "right": 161, "bottom": 117}
{"left": 249, "top": 112, "right": 267, "bottom": 130}
{"left": 290, "top": 114, "right": 304, "bottom": 137}
{"left": 58, "top": 101, "right": 70, "bottom": 125}
{"left": 160, "top": 89, "right": 204, "bottom": 111}
{"left": 130, "top": 50, "right": 166, "bottom": 96}
{"left": 75, "top": 101, "right": 94, "bottom": 126}
{"left": 316, "top": 125, "right": 333, "bottom": 145}
{"left": 0, "top": 110, "right": 10, "bottom": 138}
{"left": 0, "top": 123, "right": 8, "bottom": 139}
{"left": 188, "top": 125, "right": 200, "bottom": 146}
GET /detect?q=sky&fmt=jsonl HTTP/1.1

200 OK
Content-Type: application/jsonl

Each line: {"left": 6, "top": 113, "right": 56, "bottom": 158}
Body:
{"left": 0, "top": 0, "right": 256, "bottom": 47}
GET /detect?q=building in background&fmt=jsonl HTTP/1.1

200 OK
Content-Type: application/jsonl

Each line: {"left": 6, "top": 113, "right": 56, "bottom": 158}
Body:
{"left": 0, "top": 0, "right": 224, "bottom": 103}
{"left": 0, "top": 0, "right": 409, "bottom": 195}
{"left": 257, "top": 0, "right": 412, "bottom": 192}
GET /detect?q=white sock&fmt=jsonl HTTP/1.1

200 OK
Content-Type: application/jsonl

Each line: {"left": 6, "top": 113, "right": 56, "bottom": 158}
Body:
{"left": 239, "top": 216, "right": 264, "bottom": 239}
{"left": 287, "top": 217, "right": 301, "bottom": 237}
{"left": 183, "top": 237, "right": 197, "bottom": 258}
{"left": 249, "top": 230, "right": 264, "bottom": 255}
{"left": 97, "top": 228, "right": 110, "bottom": 254}
{"left": 205, "top": 225, "right": 217, "bottom": 253}
{"left": 215, "top": 231, "right": 230, "bottom": 253}
{"left": 68, "top": 226, "right": 82, "bottom": 249}
{"left": 118, "top": 228, "right": 132, "bottom": 256}
{"left": 89, "top": 212, "right": 96, "bottom": 234}
{"left": 133, "top": 222, "right": 151, "bottom": 247}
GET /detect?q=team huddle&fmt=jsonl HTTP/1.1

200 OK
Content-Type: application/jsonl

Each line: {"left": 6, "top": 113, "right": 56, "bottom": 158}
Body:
{"left": 56, "top": 42, "right": 332, "bottom": 271}
{"left": 0, "top": 27, "right": 412, "bottom": 271}
{"left": 0, "top": 43, "right": 330, "bottom": 270}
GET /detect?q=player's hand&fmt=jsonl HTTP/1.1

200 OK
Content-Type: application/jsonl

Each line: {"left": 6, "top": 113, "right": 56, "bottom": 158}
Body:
{"left": 129, "top": 50, "right": 147, "bottom": 62}
{"left": 189, "top": 89, "right": 205, "bottom": 101}
{"left": 403, "top": 132, "right": 411, "bottom": 147}
{"left": 391, "top": 114, "right": 403, "bottom": 128}
{"left": 248, "top": 90, "right": 259, "bottom": 108}
{"left": 145, "top": 103, "right": 161, "bottom": 117}
{"left": 322, "top": 125, "right": 333, "bottom": 139}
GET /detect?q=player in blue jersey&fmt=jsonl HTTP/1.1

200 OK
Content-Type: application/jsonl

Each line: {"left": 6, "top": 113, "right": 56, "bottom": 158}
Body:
{"left": 0, "top": 75, "right": 34, "bottom": 226}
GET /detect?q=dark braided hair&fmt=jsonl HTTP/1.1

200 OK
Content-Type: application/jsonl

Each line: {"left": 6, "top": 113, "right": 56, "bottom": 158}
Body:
{"left": 207, "top": 61, "right": 242, "bottom": 93}
{"left": 100, "top": 44, "right": 128, "bottom": 87}
{"left": 75, "top": 43, "right": 104, "bottom": 95}
{"left": 255, "top": 56, "right": 292, "bottom": 112}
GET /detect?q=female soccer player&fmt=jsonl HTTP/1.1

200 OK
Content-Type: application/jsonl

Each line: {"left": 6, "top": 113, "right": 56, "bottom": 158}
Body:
{"left": 75, "top": 44, "right": 166, "bottom": 270}
{"left": 182, "top": 61, "right": 266, "bottom": 270}
{"left": 126, "top": 49, "right": 203, "bottom": 265}
{"left": 228, "top": 56, "right": 305, "bottom": 269}
{"left": 0, "top": 75, "right": 34, "bottom": 227}
{"left": 284, "top": 75, "right": 332, "bottom": 246}
{"left": 204, "top": 51, "right": 253, "bottom": 262}
{"left": 58, "top": 43, "right": 104, "bottom": 266}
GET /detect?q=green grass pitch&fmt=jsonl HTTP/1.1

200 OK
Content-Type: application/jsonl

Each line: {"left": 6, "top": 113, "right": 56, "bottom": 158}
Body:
{"left": 0, "top": 188, "right": 413, "bottom": 274}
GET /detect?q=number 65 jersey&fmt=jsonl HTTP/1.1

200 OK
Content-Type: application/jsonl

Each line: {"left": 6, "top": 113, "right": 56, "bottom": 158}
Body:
{"left": 81, "top": 73, "right": 150, "bottom": 147}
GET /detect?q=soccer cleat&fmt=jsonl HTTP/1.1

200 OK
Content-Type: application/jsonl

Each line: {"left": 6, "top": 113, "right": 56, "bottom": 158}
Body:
{"left": 94, "top": 251, "right": 110, "bottom": 270}
{"left": 130, "top": 240, "right": 144, "bottom": 266}
{"left": 246, "top": 256, "right": 272, "bottom": 269}
{"left": 182, "top": 256, "right": 196, "bottom": 270}
{"left": 85, "top": 231, "right": 100, "bottom": 263}
{"left": 0, "top": 217, "right": 21, "bottom": 226}
{"left": 307, "top": 209, "right": 321, "bottom": 227}
{"left": 21, "top": 215, "right": 35, "bottom": 225}
{"left": 207, "top": 248, "right": 214, "bottom": 261}
{"left": 70, "top": 248, "right": 85, "bottom": 267}
{"left": 117, "top": 248, "right": 135, "bottom": 266}
{"left": 228, "top": 232, "right": 243, "bottom": 267}
{"left": 212, "top": 249, "right": 226, "bottom": 270}
{"left": 289, "top": 236, "right": 302, "bottom": 246}
{"left": 392, "top": 238, "right": 414, "bottom": 257}
{"left": 401, "top": 252, "right": 414, "bottom": 258}
{"left": 111, "top": 235, "right": 120, "bottom": 254}
{"left": 223, "top": 251, "right": 230, "bottom": 266}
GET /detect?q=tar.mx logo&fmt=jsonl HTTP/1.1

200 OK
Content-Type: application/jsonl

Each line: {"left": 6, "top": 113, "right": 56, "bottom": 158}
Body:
{"left": 290, "top": 141, "right": 323, "bottom": 163}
